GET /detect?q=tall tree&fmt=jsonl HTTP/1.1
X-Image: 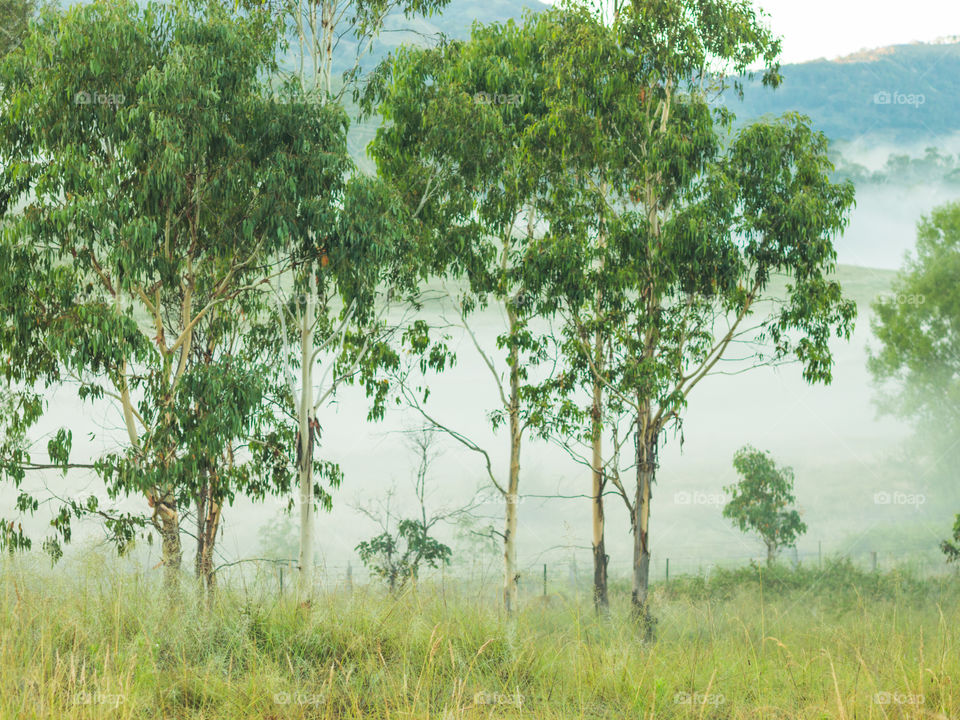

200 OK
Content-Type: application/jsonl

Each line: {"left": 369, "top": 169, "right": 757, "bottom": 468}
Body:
{"left": 0, "top": 0, "right": 338, "bottom": 589}
{"left": 362, "top": 18, "right": 558, "bottom": 612}
{"left": 239, "top": 0, "right": 451, "bottom": 599}
{"left": 868, "top": 200, "right": 960, "bottom": 567}
{"left": 266, "top": 171, "right": 414, "bottom": 598}
{"left": 531, "top": 0, "right": 855, "bottom": 627}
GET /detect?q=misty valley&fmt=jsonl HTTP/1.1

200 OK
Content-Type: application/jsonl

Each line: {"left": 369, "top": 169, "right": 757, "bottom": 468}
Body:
{"left": 1, "top": 0, "right": 959, "bottom": 718}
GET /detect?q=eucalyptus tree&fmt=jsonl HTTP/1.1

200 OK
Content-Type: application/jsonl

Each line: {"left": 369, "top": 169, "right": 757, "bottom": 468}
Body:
{"left": 531, "top": 0, "right": 856, "bottom": 625}
{"left": 361, "top": 18, "right": 559, "bottom": 612}
{"left": 0, "top": 0, "right": 342, "bottom": 589}
{"left": 237, "top": 0, "right": 451, "bottom": 598}
{"left": 539, "top": 331, "right": 634, "bottom": 612}
{"left": 267, "top": 173, "right": 419, "bottom": 597}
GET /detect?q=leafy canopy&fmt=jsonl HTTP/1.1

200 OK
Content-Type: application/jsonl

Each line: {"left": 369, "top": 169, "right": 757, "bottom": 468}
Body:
{"left": 528, "top": 0, "right": 855, "bottom": 465}
{"left": 356, "top": 519, "right": 452, "bottom": 591}
{"left": 0, "top": 0, "right": 346, "bottom": 555}
{"left": 723, "top": 445, "right": 807, "bottom": 562}
{"left": 868, "top": 200, "right": 960, "bottom": 437}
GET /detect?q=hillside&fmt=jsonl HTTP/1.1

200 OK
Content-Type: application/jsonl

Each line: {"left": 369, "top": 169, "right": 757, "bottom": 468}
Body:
{"left": 726, "top": 40, "right": 960, "bottom": 142}
{"left": 340, "top": 14, "right": 960, "bottom": 161}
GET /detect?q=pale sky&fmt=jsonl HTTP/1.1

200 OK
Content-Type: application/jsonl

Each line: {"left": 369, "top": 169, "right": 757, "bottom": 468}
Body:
{"left": 536, "top": 1, "right": 960, "bottom": 65}
{"left": 751, "top": 0, "right": 960, "bottom": 64}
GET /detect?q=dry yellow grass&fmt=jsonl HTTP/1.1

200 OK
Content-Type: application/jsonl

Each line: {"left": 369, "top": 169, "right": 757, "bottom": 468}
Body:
{"left": 1, "top": 555, "right": 958, "bottom": 719}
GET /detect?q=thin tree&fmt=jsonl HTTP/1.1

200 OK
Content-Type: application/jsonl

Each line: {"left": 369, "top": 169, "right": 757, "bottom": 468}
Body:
{"left": 241, "top": 0, "right": 452, "bottom": 600}
{"left": 361, "top": 20, "right": 562, "bottom": 612}
{"left": 354, "top": 427, "right": 461, "bottom": 591}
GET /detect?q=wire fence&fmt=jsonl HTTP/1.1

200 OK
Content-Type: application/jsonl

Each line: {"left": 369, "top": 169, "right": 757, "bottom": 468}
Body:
{"left": 214, "top": 541, "right": 957, "bottom": 602}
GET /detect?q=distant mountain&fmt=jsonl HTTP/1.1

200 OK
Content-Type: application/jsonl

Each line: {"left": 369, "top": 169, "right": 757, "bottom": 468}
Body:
{"left": 337, "top": 14, "right": 960, "bottom": 146}
{"left": 48, "top": 1, "right": 960, "bottom": 146}
{"left": 725, "top": 40, "right": 960, "bottom": 142}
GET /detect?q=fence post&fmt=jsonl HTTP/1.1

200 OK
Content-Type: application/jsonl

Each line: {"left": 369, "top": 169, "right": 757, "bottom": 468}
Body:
{"left": 818, "top": 541, "right": 822, "bottom": 569}
{"left": 543, "top": 563, "right": 547, "bottom": 597}
{"left": 871, "top": 551, "right": 878, "bottom": 572}
{"left": 279, "top": 564, "right": 284, "bottom": 594}
{"left": 346, "top": 561, "right": 353, "bottom": 594}
{"left": 665, "top": 558, "right": 670, "bottom": 585}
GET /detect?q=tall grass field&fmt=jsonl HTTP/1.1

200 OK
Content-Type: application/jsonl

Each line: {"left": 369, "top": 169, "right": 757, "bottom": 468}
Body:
{"left": 2, "top": 555, "right": 958, "bottom": 719}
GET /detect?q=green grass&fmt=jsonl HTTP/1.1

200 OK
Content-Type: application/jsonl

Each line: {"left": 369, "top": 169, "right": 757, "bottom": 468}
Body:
{"left": 2, "top": 555, "right": 958, "bottom": 719}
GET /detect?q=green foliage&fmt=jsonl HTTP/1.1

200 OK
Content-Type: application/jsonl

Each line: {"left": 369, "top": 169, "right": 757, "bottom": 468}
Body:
{"left": 868, "top": 200, "right": 960, "bottom": 443}
{"left": 865, "top": 203, "right": 960, "bottom": 552}
{"left": 362, "top": 16, "right": 561, "bottom": 461}
{"left": 942, "top": 515, "right": 960, "bottom": 563}
{"left": 362, "top": 15, "right": 552, "bottom": 326}
{"left": 727, "top": 41, "right": 960, "bottom": 142}
{"left": 667, "top": 556, "right": 931, "bottom": 604}
{"left": 0, "top": 0, "right": 40, "bottom": 57}
{"left": 0, "top": 0, "right": 343, "bottom": 557}
{"left": 723, "top": 445, "right": 807, "bottom": 564}
{"left": 536, "top": 1, "right": 854, "bottom": 408}
{"left": 0, "top": 389, "right": 43, "bottom": 552}
{"left": 356, "top": 518, "right": 452, "bottom": 591}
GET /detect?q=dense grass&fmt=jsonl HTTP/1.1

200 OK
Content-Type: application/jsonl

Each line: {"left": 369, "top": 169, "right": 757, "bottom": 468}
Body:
{"left": 2, "top": 556, "right": 958, "bottom": 719}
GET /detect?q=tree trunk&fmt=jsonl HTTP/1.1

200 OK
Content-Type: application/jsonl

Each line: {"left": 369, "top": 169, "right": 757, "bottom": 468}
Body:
{"left": 321, "top": 0, "right": 334, "bottom": 98}
{"left": 632, "top": 407, "right": 656, "bottom": 639}
{"left": 591, "top": 372, "right": 608, "bottom": 612}
{"left": 197, "top": 531, "right": 216, "bottom": 598}
{"left": 591, "top": 185, "right": 609, "bottom": 612}
{"left": 297, "top": 281, "right": 316, "bottom": 600}
{"left": 297, "top": 453, "right": 314, "bottom": 594}
{"left": 503, "top": 466, "right": 520, "bottom": 610}
{"left": 766, "top": 542, "right": 776, "bottom": 567}
{"left": 503, "top": 302, "right": 522, "bottom": 614}
{"left": 157, "top": 493, "right": 182, "bottom": 593}
{"left": 194, "top": 473, "right": 221, "bottom": 603}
